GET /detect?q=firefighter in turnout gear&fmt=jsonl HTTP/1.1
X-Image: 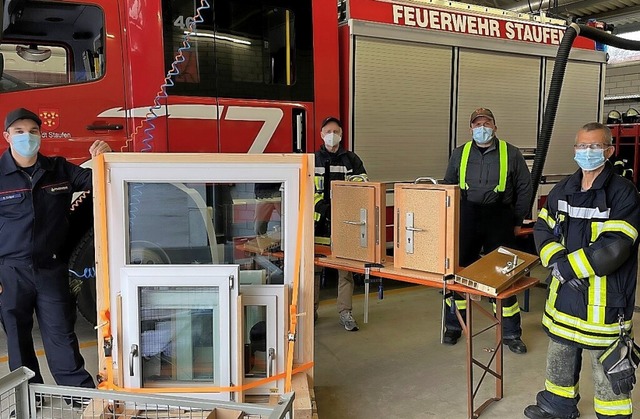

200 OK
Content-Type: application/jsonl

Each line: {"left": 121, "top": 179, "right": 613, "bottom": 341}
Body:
{"left": 525, "top": 123, "right": 640, "bottom": 419}
{"left": 313, "top": 116, "right": 367, "bottom": 331}
{"left": 443, "top": 108, "right": 532, "bottom": 353}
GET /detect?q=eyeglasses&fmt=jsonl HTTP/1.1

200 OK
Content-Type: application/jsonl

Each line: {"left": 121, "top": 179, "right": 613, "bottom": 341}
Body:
{"left": 574, "top": 143, "right": 611, "bottom": 150}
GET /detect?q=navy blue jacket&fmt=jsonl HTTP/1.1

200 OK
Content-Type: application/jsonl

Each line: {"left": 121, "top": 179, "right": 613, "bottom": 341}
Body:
{"left": 0, "top": 150, "right": 92, "bottom": 267}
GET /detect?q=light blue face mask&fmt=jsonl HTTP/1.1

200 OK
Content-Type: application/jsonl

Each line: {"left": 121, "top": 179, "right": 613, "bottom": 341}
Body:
{"left": 472, "top": 126, "right": 493, "bottom": 144}
{"left": 574, "top": 148, "right": 606, "bottom": 171}
{"left": 11, "top": 133, "right": 41, "bottom": 158}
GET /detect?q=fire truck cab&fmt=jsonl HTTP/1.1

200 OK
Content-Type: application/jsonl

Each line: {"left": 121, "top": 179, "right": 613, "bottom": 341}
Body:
{"left": 0, "top": 0, "right": 338, "bottom": 165}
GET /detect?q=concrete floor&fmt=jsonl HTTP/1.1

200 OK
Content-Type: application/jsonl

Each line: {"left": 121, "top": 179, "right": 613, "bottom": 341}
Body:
{"left": 0, "top": 266, "right": 639, "bottom": 418}
{"left": 313, "top": 265, "right": 640, "bottom": 419}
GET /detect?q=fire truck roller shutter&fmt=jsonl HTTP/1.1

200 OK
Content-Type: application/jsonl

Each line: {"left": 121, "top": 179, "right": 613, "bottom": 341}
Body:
{"left": 542, "top": 59, "right": 601, "bottom": 176}
{"left": 456, "top": 49, "right": 539, "bottom": 151}
{"left": 352, "top": 37, "right": 452, "bottom": 183}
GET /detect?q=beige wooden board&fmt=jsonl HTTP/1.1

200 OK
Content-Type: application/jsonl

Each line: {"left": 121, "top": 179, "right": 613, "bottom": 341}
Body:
{"left": 455, "top": 247, "right": 540, "bottom": 296}
{"left": 396, "top": 188, "right": 446, "bottom": 273}
{"left": 331, "top": 182, "right": 383, "bottom": 263}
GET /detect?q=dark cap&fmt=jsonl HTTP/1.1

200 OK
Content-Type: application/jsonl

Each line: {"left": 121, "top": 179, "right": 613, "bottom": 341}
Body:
{"left": 321, "top": 116, "right": 342, "bottom": 129}
{"left": 470, "top": 108, "right": 495, "bottom": 125}
{"left": 4, "top": 108, "right": 42, "bottom": 131}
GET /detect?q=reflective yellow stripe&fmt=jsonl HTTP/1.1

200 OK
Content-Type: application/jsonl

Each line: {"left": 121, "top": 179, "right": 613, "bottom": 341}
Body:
{"left": 540, "top": 242, "right": 565, "bottom": 267}
{"left": 314, "top": 236, "right": 331, "bottom": 245}
{"left": 587, "top": 275, "right": 606, "bottom": 324}
{"left": 491, "top": 301, "right": 520, "bottom": 317}
{"left": 459, "top": 140, "right": 508, "bottom": 192}
{"left": 545, "top": 379, "right": 578, "bottom": 399}
{"left": 592, "top": 220, "right": 639, "bottom": 242}
{"left": 494, "top": 140, "right": 508, "bottom": 193}
{"left": 445, "top": 299, "right": 467, "bottom": 310}
{"left": 591, "top": 221, "right": 604, "bottom": 243}
{"left": 594, "top": 397, "right": 633, "bottom": 416}
{"left": 567, "top": 249, "right": 595, "bottom": 278}
{"left": 314, "top": 175, "right": 323, "bottom": 191}
{"left": 459, "top": 142, "right": 473, "bottom": 190}
{"left": 313, "top": 195, "right": 324, "bottom": 221}
{"left": 538, "top": 208, "right": 556, "bottom": 229}
{"left": 542, "top": 309, "right": 632, "bottom": 347}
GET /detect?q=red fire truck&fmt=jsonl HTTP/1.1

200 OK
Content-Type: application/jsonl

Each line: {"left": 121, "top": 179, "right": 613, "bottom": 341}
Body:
{"left": 0, "top": 0, "right": 605, "bottom": 322}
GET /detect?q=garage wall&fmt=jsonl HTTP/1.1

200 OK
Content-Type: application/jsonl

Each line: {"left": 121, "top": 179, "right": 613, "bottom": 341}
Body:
{"left": 603, "top": 61, "right": 640, "bottom": 118}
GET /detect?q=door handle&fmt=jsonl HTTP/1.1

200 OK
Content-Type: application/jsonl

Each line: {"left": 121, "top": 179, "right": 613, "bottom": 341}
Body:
{"left": 129, "top": 344, "right": 139, "bottom": 376}
{"left": 87, "top": 124, "right": 123, "bottom": 130}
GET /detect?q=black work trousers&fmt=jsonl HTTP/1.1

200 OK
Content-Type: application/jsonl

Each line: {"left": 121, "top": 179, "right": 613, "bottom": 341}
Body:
{"left": 0, "top": 262, "right": 95, "bottom": 387}
{"left": 445, "top": 200, "right": 522, "bottom": 339}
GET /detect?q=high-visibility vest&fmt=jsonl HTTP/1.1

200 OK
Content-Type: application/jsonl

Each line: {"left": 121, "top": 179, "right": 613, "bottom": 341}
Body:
{"left": 459, "top": 139, "right": 508, "bottom": 193}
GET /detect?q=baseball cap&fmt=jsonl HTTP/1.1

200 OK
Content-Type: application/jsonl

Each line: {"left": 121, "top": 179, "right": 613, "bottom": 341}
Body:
{"left": 4, "top": 108, "right": 42, "bottom": 131}
{"left": 470, "top": 108, "right": 495, "bottom": 125}
{"left": 321, "top": 116, "right": 342, "bottom": 129}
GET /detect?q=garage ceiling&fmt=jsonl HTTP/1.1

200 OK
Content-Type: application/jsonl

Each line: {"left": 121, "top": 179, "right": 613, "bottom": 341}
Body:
{"left": 462, "top": 0, "right": 640, "bottom": 34}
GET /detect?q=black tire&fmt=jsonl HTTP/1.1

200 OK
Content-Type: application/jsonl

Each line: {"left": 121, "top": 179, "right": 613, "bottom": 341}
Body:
{"left": 69, "top": 229, "right": 98, "bottom": 327}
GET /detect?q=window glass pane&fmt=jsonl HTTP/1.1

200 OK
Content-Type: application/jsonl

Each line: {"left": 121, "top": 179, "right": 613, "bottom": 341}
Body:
{"left": 127, "top": 182, "right": 284, "bottom": 283}
{"left": 139, "top": 286, "right": 219, "bottom": 386}
{"left": 244, "top": 306, "right": 267, "bottom": 378}
{"left": 1, "top": 2, "right": 105, "bottom": 92}
{"left": 607, "top": 31, "right": 640, "bottom": 64}
{"left": 161, "top": 0, "right": 313, "bottom": 101}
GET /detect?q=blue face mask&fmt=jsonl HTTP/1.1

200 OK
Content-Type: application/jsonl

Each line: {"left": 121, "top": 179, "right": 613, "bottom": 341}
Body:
{"left": 472, "top": 126, "right": 493, "bottom": 144}
{"left": 574, "top": 148, "right": 606, "bottom": 171}
{"left": 11, "top": 133, "right": 41, "bottom": 158}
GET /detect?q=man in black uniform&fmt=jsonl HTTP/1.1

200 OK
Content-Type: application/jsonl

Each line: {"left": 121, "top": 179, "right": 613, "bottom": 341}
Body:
{"left": 313, "top": 116, "right": 367, "bottom": 331}
{"left": 442, "top": 108, "right": 532, "bottom": 353}
{"left": 0, "top": 108, "right": 110, "bottom": 393}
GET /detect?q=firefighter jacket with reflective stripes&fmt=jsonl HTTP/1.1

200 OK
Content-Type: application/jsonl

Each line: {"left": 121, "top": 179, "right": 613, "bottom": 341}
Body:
{"left": 314, "top": 145, "right": 367, "bottom": 240}
{"left": 443, "top": 138, "right": 532, "bottom": 225}
{"left": 0, "top": 150, "right": 92, "bottom": 268}
{"left": 534, "top": 162, "right": 640, "bottom": 349}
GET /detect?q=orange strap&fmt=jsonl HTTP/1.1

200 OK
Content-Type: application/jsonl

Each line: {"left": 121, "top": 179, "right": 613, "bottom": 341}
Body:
{"left": 98, "top": 361, "right": 314, "bottom": 393}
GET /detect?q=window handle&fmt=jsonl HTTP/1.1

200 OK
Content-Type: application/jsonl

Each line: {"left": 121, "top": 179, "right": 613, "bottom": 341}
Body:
{"left": 129, "top": 344, "right": 139, "bottom": 376}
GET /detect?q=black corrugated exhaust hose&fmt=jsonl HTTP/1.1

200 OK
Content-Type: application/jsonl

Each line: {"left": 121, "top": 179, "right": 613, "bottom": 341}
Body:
{"left": 530, "top": 23, "right": 640, "bottom": 213}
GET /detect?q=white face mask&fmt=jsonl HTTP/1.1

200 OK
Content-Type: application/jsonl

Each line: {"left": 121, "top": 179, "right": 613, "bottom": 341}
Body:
{"left": 323, "top": 133, "right": 341, "bottom": 148}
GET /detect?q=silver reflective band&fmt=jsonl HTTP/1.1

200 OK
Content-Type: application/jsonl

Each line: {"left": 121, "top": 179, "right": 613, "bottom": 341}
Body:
{"left": 558, "top": 200, "right": 610, "bottom": 220}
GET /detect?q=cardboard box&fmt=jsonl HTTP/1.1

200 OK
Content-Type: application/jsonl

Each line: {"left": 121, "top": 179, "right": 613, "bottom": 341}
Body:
{"left": 205, "top": 408, "right": 244, "bottom": 419}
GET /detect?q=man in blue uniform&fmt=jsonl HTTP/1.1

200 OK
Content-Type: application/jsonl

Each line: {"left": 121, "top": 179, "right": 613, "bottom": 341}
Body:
{"left": 525, "top": 122, "right": 640, "bottom": 419}
{"left": 0, "top": 108, "right": 110, "bottom": 394}
{"left": 443, "top": 108, "right": 532, "bottom": 353}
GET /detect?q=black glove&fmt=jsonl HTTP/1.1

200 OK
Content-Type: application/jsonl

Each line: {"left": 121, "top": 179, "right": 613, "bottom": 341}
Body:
{"left": 565, "top": 277, "right": 589, "bottom": 293}
{"left": 550, "top": 264, "right": 589, "bottom": 293}
{"left": 600, "top": 334, "right": 640, "bottom": 395}
{"left": 607, "top": 361, "right": 636, "bottom": 395}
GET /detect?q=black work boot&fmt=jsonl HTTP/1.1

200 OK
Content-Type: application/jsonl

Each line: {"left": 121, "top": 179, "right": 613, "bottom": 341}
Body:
{"left": 443, "top": 329, "right": 461, "bottom": 345}
{"left": 524, "top": 404, "right": 579, "bottom": 419}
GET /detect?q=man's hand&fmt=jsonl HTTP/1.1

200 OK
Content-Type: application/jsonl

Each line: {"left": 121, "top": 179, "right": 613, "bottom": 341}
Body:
{"left": 565, "top": 278, "right": 589, "bottom": 293}
{"left": 89, "top": 140, "right": 111, "bottom": 157}
{"left": 514, "top": 226, "right": 522, "bottom": 236}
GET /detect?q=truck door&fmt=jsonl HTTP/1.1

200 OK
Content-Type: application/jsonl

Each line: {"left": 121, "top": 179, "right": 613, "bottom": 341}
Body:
{"left": 0, "top": 0, "right": 127, "bottom": 165}
{"left": 161, "top": 0, "right": 314, "bottom": 153}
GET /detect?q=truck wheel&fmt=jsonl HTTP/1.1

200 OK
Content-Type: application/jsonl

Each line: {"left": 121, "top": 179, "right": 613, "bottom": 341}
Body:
{"left": 69, "top": 229, "right": 98, "bottom": 326}
{"left": 69, "top": 233, "right": 173, "bottom": 327}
